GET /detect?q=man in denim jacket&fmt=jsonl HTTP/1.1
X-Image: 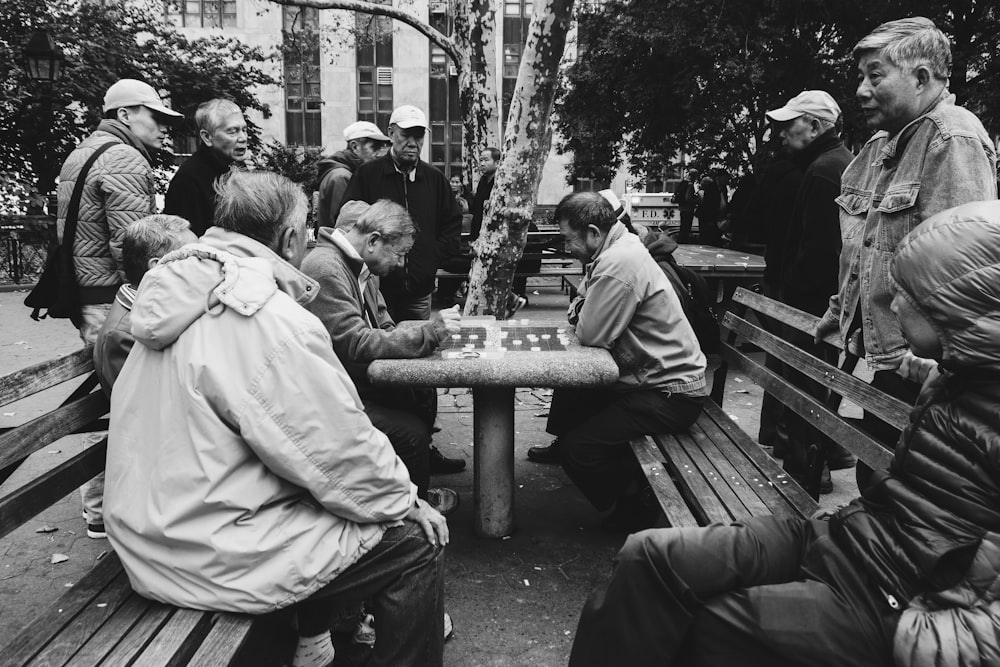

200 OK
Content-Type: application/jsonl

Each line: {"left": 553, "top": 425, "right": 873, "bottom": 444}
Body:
{"left": 815, "top": 17, "right": 997, "bottom": 469}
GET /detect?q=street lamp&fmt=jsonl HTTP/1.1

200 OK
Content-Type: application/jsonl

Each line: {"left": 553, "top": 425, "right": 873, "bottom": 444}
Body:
{"left": 22, "top": 29, "right": 65, "bottom": 83}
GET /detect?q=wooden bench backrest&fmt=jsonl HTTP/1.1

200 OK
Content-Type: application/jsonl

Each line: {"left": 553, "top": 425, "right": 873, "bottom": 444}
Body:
{"left": 0, "top": 345, "right": 110, "bottom": 540}
{"left": 717, "top": 288, "right": 909, "bottom": 473}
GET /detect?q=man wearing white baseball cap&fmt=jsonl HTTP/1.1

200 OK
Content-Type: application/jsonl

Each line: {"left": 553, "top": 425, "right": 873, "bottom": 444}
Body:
{"left": 317, "top": 120, "right": 390, "bottom": 229}
{"left": 341, "top": 104, "right": 465, "bottom": 476}
{"left": 55, "top": 78, "right": 181, "bottom": 540}
{"left": 763, "top": 89, "right": 856, "bottom": 494}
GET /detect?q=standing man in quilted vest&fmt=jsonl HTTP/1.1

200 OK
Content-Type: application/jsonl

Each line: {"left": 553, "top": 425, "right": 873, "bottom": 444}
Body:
{"left": 56, "top": 78, "right": 181, "bottom": 539}
{"left": 814, "top": 17, "right": 997, "bottom": 488}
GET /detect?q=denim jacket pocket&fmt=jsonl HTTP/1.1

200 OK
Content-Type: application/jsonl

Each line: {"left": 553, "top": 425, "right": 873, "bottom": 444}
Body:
{"left": 836, "top": 192, "right": 870, "bottom": 241}
{"left": 876, "top": 184, "right": 920, "bottom": 214}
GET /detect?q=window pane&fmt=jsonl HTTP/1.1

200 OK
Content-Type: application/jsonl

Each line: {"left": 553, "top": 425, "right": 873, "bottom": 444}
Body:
{"left": 505, "top": 1, "right": 520, "bottom": 15}
{"left": 359, "top": 68, "right": 373, "bottom": 84}
{"left": 286, "top": 112, "right": 303, "bottom": 145}
{"left": 306, "top": 83, "right": 321, "bottom": 97}
{"left": 287, "top": 83, "right": 302, "bottom": 98}
{"left": 186, "top": 1, "right": 200, "bottom": 13}
{"left": 306, "top": 99, "right": 322, "bottom": 111}
{"left": 450, "top": 123, "right": 462, "bottom": 144}
{"left": 359, "top": 83, "right": 374, "bottom": 98}
{"left": 377, "top": 96, "right": 393, "bottom": 113}
{"left": 359, "top": 98, "right": 374, "bottom": 112}
{"left": 305, "top": 115, "right": 322, "bottom": 146}
{"left": 432, "top": 124, "right": 445, "bottom": 143}
{"left": 287, "top": 98, "right": 302, "bottom": 110}
{"left": 431, "top": 144, "right": 445, "bottom": 164}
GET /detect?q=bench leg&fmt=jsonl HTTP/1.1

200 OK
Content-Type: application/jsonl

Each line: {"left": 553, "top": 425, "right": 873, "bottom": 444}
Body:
{"left": 472, "top": 387, "right": 515, "bottom": 538}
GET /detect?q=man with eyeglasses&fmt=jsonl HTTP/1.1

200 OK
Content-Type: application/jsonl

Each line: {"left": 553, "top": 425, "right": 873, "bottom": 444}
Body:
{"left": 301, "top": 199, "right": 463, "bottom": 515}
{"left": 341, "top": 104, "right": 465, "bottom": 476}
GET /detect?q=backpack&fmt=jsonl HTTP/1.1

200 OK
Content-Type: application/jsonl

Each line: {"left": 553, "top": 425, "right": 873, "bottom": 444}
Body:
{"left": 659, "top": 255, "right": 720, "bottom": 354}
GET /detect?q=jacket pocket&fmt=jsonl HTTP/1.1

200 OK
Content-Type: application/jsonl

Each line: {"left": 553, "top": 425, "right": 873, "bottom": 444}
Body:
{"left": 874, "top": 184, "right": 921, "bottom": 250}
{"left": 836, "top": 192, "right": 870, "bottom": 241}
{"left": 876, "top": 184, "right": 920, "bottom": 214}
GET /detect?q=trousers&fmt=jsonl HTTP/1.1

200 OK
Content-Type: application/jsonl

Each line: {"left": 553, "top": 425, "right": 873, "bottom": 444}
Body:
{"left": 78, "top": 303, "right": 112, "bottom": 524}
{"left": 547, "top": 387, "right": 704, "bottom": 511}
{"left": 570, "top": 517, "right": 896, "bottom": 666}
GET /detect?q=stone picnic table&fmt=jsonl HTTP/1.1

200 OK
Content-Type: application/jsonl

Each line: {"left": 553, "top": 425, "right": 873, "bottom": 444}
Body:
{"left": 368, "top": 317, "right": 619, "bottom": 538}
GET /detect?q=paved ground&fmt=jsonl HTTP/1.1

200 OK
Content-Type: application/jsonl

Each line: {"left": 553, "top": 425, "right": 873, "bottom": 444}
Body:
{"left": 0, "top": 279, "right": 858, "bottom": 665}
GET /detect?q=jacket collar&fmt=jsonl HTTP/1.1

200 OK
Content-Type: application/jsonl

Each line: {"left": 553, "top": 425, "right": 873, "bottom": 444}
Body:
{"left": 792, "top": 128, "right": 845, "bottom": 169}
{"left": 195, "top": 142, "right": 235, "bottom": 172}
{"left": 200, "top": 227, "right": 319, "bottom": 307}
{"left": 96, "top": 119, "right": 152, "bottom": 164}
{"left": 873, "top": 90, "right": 954, "bottom": 165}
{"left": 317, "top": 227, "right": 367, "bottom": 279}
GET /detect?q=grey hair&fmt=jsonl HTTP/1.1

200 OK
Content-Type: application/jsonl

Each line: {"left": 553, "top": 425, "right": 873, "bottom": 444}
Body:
{"left": 122, "top": 214, "right": 192, "bottom": 284}
{"left": 195, "top": 98, "right": 242, "bottom": 134}
{"left": 853, "top": 16, "right": 951, "bottom": 81}
{"left": 554, "top": 191, "right": 616, "bottom": 235}
{"left": 213, "top": 171, "right": 308, "bottom": 247}
{"left": 353, "top": 199, "right": 417, "bottom": 243}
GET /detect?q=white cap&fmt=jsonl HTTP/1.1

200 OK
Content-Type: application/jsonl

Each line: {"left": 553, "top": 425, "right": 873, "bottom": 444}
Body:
{"left": 388, "top": 105, "right": 428, "bottom": 130}
{"left": 103, "top": 79, "right": 182, "bottom": 119}
{"left": 343, "top": 121, "right": 389, "bottom": 143}
{"left": 765, "top": 90, "right": 841, "bottom": 125}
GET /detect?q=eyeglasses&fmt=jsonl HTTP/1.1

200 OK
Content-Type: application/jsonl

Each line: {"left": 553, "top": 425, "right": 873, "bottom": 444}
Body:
{"left": 381, "top": 239, "right": 410, "bottom": 259}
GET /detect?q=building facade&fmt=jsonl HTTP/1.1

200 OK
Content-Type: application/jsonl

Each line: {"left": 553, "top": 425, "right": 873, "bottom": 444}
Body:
{"left": 165, "top": 0, "right": 576, "bottom": 203}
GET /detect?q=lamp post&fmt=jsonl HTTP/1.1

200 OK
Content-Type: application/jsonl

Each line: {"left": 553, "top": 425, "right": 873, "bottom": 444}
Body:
{"left": 22, "top": 28, "right": 66, "bottom": 83}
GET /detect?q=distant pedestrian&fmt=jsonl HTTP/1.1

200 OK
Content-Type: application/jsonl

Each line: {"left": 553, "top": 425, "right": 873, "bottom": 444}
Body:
{"left": 695, "top": 173, "right": 723, "bottom": 245}
{"left": 164, "top": 98, "right": 247, "bottom": 236}
{"left": 673, "top": 168, "right": 700, "bottom": 243}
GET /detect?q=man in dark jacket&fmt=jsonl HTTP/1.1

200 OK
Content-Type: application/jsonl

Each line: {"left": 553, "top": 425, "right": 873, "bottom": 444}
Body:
{"left": 341, "top": 105, "right": 462, "bottom": 323}
{"left": 570, "top": 202, "right": 1000, "bottom": 667}
{"left": 765, "top": 89, "right": 857, "bottom": 490}
{"left": 316, "top": 120, "right": 390, "bottom": 229}
{"left": 164, "top": 99, "right": 247, "bottom": 236}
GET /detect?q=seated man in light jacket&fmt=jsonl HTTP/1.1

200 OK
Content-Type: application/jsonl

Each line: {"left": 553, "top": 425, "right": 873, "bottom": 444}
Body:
{"left": 104, "top": 170, "right": 448, "bottom": 667}
{"left": 570, "top": 201, "right": 1000, "bottom": 667}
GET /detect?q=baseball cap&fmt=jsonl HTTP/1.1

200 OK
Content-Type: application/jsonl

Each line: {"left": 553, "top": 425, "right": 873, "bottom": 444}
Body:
{"left": 103, "top": 79, "right": 183, "bottom": 120}
{"left": 765, "top": 90, "right": 841, "bottom": 125}
{"left": 336, "top": 200, "right": 371, "bottom": 231}
{"left": 388, "top": 105, "right": 428, "bottom": 130}
{"left": 343, "top": 121, "right": 389, "bottom": 143}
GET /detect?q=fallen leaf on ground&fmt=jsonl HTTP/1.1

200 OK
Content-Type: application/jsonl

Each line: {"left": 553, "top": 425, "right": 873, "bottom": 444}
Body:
{"left": 51, "top": 554, "right": 69, "bottom": 564}
{"left": 36, "top": 525, "right": 57, "bottom": 533}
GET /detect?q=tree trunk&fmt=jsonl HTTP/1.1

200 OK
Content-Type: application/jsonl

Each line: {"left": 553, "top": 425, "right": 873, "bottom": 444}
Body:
{"left": 464, "top": 0, "right": 575, "bottom": 317}
{"left": 453, "top": 0, "right": 500, "bottom": 187}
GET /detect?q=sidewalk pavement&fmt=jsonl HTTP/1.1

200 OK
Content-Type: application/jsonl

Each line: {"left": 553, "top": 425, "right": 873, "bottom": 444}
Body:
{"left": 0, "top": 280, "right": 857, "bottom": 665}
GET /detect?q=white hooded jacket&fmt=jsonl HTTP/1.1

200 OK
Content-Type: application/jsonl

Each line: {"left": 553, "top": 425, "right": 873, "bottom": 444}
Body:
{"left": 104, "top": 228, "right": 416, "bottom": 613}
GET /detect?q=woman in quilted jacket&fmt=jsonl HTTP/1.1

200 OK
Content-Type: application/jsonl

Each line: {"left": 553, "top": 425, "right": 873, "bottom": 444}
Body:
{"left": 570, "top": 200, "right": 1000, "bottom": 667}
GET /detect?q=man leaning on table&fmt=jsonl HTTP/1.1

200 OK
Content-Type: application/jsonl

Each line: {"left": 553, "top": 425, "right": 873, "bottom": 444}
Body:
{"left": 528, "top": 191, "right": 707, "bottom": 533}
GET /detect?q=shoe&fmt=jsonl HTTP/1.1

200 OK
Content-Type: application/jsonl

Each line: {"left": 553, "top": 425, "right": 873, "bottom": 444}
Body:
{"left": 601, "top": 488, "right": 661, "bottom": 534}
{"left": 443, "top": 612, "right": 454, "bottom": 642}
{"left": 506, "top": 293, "right": 527, "bottom": 317}
{"left": 427, "top": 488, "right": 459, "bottom": 516}
{"left": 820, "top": 465, "right": 833, "bottom": 495}
{"left": 429, "top": 446, "right": 466, "bottom": 474}
{"left": 87, "top": 523, "right": 108, "bottom": 539}
{"left": 353, "top": 613, "right": 376, "bottom": 646}
{"left": 527, "top": 439, "right": 561, "bottom": 464}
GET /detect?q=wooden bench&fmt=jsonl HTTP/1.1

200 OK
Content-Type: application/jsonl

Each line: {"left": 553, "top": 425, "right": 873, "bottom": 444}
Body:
{"left": 632, "top": 287, "right": 908, "bottom": 527}
{"left": 0, "top": 346, "right": 257, "bottom": 666}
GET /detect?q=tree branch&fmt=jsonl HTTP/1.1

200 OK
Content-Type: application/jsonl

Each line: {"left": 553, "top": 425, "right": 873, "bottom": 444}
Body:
{"left": 265, "top": 0, "right": 460, "bottom": 63}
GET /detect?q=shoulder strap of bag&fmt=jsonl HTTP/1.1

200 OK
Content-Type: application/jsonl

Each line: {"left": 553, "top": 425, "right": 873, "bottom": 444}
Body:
{"left": 61, "top": 142, "right": 117, "bottom": 253}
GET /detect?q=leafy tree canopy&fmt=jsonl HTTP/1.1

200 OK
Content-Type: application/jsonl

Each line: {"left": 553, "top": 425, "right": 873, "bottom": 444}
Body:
{"left": 557, "top": 0, "right": 1000, "bottom": 182}
{"left": 1, "top": 0, "right": 278, "bottom": 210}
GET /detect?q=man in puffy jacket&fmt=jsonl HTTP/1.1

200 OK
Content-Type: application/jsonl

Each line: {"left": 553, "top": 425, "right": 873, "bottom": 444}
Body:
{"left": 570, "top": 201, "right": 1000, "bottom": 667}
{"left": 104, "top": 170, "right": 448, "bottom": 667}
{"left": 57, "top": 78, "right": 182, "bottom": 539}
{"left": 316, "top": 120, "right": 390, "bottom": 228}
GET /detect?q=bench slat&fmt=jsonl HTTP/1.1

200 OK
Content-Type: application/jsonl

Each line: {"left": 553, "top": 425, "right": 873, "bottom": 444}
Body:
{"left": 723, "top": 312, "right": 910, "bottom": 431}
{"left": 0, "top": 551, "right": 122, "bottom": 665}
{"left": 97, "top": 604, "right": 176, "bottom": 667}
{"left": 130, "top": 608, "right": 214, "bottom": 667}
{"left": 688, "top": 421, "right": 773, "bottom": 518}
{"left": 0, "top": 391, "right": 109, "bottom": 471}
{"left": 0, "top": 347, "right": 95, "bottom": 409}
{"left": 721, "top": 344, "right": 894, "bottom": 470}
{"left": 700, "top": 402, "right": 819, "bottom": 518}
{"left": 0, "top": 434, "right": 106, "bottom": 540}
{"left": 675, "top": 429, "right": 753, "bottom": 522}
{"left": 730, "top": 288, "right": 842, "bottom": 349}
{"left": 27, "top": 573, "right": 137, "bottom": 666}
{"left": 630, "top": 436, "right": 700, "bottom": 527}
{"left": 186, "top": 614, "right": 255, "bottom": 667}
{"left": 654, "top": 427, "right": 732, "bottom": 525}
{"left": 69, "top": 592, "right": 158, "bottom": 666}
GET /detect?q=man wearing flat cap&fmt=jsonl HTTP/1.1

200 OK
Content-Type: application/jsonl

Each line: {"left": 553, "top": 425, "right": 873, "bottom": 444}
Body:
{"left": 55, "top": 78, "right": 182, "bottom": 540}
{"left": 317, "top": 120, "right": 390, "bottom": 228}
{"left": 764, "top": 89, "right": 856, "bottom": 492}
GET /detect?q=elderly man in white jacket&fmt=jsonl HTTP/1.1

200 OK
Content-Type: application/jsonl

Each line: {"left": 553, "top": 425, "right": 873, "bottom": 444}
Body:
{"left": 104, "top": 170, "right": 448, "bottom": 667}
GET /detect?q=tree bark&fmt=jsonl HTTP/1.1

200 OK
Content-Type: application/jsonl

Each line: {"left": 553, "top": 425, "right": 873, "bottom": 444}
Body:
{"left": 452, "top": 0, "right": 500, "bottom": 186}
{"left": 464, "top": 0, "right": 575, "bottom": 317}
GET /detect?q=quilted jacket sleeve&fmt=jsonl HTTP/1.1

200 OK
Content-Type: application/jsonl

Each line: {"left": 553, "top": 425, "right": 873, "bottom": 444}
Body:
{"left": 894, "top": 533, "right": 1000, "bottom": 667}
{"left": 99, "top": 145, "right": 156, "bottom": 276}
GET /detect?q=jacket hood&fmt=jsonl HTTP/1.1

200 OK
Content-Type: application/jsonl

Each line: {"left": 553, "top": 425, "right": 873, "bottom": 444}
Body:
{"left": 891, "top": 200, "right": 1000, "bottom": 372}
{"left": 317, "top": 150, "right": 362, "bottom": 178}
{"left": 130, "top": 228, "right": 319, "bottom": 350}
{"left": 642, "top": 230, "right": 679, "bottom": 260}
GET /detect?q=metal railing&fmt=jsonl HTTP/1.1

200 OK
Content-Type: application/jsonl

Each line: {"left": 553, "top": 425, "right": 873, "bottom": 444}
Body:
{"left": 1, "top": 215, "right": 55, "bottom": 285}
